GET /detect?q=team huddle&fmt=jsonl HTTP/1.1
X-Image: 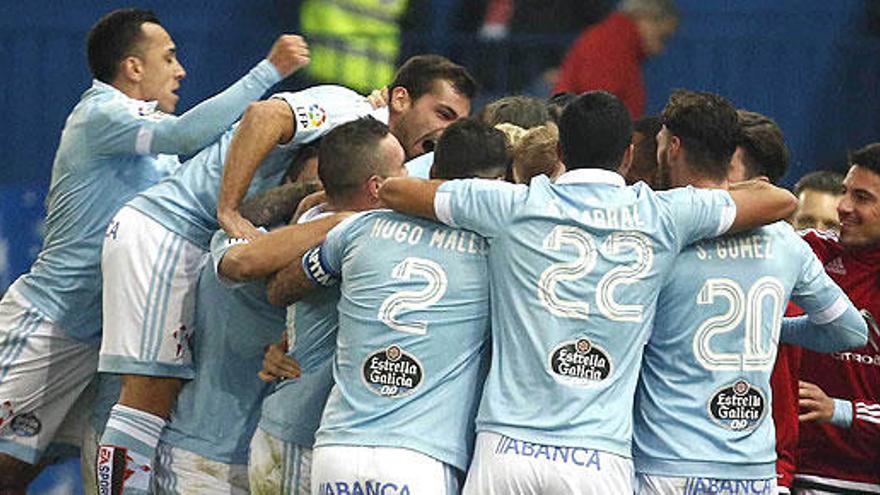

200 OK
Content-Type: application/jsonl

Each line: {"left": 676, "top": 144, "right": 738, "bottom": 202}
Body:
{"left": 0, "top": 7, "right": 878, "bottom": 495}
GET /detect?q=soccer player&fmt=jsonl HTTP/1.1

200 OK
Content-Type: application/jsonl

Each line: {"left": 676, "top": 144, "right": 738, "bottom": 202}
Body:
{"left": 272, "top": 119, "right": 509, "bottom": 493}
{"left": 379, "top": 90, "right": 798, "bottom": 494}
{"left": 243, "top": 118, "right": 408, "bottom": 493}
{"left": 151, "top": 190, "right": 345, "bottom": 493}
{"left": 632, "top": 99, "right": 866, "bottom": 494}
{"left": 793, "top": 143, "right": 880, "bottom": 494}
{"left": 0, "top": 8, "right": 306, "bottom": 490}
{"left": 95, "top": 56, "right": 475, "bottom": 492}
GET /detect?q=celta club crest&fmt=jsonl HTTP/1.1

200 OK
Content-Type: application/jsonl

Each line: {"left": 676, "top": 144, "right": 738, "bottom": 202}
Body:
{"left": 862, "top": 309, "right": 880, "bottom": 352}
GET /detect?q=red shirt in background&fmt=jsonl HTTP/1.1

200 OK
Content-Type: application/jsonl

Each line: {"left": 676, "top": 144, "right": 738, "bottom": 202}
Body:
{"left": 553, "top": 12, "right": 646, "bottom": 118}
{"left": 793, "top": 230, "right": 880, "bottom": 492}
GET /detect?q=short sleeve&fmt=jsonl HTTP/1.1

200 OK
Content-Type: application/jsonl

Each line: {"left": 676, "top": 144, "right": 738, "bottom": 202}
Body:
{"left": 270, "top": 85, "right": 375, "bottom": 149}
{"left": 209, "top": 228, "right": 267, "bottom": 288}
{"left": 657, "top": 186, "right": 737, "bottom": 247}
{"left": 435, "top": 179, "right": 527, "bottom": 238}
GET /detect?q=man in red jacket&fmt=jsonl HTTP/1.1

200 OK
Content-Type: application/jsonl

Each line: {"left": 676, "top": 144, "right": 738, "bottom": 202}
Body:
{"left": 553, "top": 0, "right": 679, "bottom": 118}
{"left": 792, "top": 143, "right": 880, "bottom": 494}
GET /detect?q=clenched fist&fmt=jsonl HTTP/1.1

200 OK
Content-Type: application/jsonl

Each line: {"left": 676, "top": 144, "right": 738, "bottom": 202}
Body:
{"left": 267, "top": 34, "right": 310, "bottom": 78}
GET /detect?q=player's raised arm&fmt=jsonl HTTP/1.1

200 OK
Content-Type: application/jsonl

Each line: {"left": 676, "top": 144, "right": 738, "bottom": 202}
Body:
{"left": 378, "top": 177, "right": 446, "bottom": 221}
{"left": 219, "top": 213, "right": 349, "bottom": 282}
{"left": 94, "top": 34, "right": 308, "bottom": 158}
{"left": 216, "top": 99, "right": 297, "bottom": 239}
{"left": 726, "top": 179, "right": 799, "bottom": 233}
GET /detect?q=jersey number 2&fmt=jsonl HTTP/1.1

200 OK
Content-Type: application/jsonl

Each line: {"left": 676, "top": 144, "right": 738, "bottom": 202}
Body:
{"left": 378, "top": 257, "right": 448, "bottom": 335}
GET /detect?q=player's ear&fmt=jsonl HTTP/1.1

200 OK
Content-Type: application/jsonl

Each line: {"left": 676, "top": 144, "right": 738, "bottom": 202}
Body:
{"left": 618, "top": 144, "right": 635, "bottom": 178}
{"left": 120, "top": 55, "right": 144, "bottom": 83}
{"left": 367, "top": 175, "right": 383, "bottom": 202}
{"left": 389, "top": 86, "right": 412, "bottom": 114}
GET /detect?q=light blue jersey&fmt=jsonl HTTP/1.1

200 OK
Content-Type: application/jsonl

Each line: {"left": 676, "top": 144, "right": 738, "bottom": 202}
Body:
{"left": 303, "top": 210, "right": 490, "bottom": 472}
{"left": 160, "top": 230, "right": 284, "bottom": 464}
{"left": 633, "top": 222, "right": 852, "bottom": 479}
{"left": 404, "top": 151, "right": 434, "bottom": 179}
{"left": 15, "top": 61, "right": 280, "bottom": 342}
{"left": 128, "top": 85, "right": 382, "bottom": 250}
{"left": 257, "top": 205, "right": 338, "bottom": 447}
{"left": 434, "top": 169, "right": 736, "bottom": 457}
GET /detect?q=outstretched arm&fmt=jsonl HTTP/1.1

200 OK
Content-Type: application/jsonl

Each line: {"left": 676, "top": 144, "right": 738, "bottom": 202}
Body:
{"left": 219, "top": 213, "right": 348, "bottom": 283}
{"left": 727, "top": 179, "right": 799, "bottom": 233}
{"left": 378, "top": 178, "right": 446, "bottom": 221}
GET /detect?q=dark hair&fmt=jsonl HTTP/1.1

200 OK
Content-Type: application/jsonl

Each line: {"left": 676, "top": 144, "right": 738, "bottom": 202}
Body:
{"left": 87, "top": 9, "right": 161, "bottom": 83}
{"left": 661, "top": 89, "right": 739, "bottom": 182}
{"left": 479, "top": 96, "right": 551, "bottom": 129}
{"left": 628, "top": 115, "right": 662, "bottom": 186}
{"left": 793, "top": 170, "right": 844, "bottom": 197}
{"left": 736, "top": 110, "right": 789, "bottom": 184}
{"left": 390, "top": 55, "right": 478, "bottom": 102}
{"left": 283, "top": 143, "right": 320, "bottom": 184}
{"left": 558, "top": 91, "right": 633, "bottom": 171}
{"left": 547, "top": 92, "right": 577, "bottom": 124}
{"left": 318, "top": 118, "right": 395, "bottom": 200}
{"left": 849, "top": 143, "right": 880, "bottom": 177}
{"left": 431, "top": 119, "right": 511, "bottom": 180}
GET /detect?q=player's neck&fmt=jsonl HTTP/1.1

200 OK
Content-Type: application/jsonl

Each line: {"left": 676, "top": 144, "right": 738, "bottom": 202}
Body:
{"left": 111, "top": 78, "right": 145, "bottom": 102}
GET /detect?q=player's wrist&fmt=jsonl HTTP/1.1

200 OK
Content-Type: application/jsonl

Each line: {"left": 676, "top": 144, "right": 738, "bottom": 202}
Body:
{"left": 830, "top": 398, "right": 853, "bottom": 428}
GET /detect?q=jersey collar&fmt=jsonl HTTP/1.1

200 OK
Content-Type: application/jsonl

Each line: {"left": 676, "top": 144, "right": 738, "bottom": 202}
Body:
{"left": 555, "top": 168, "right": 626, "bottom": 187}
{"left": 90, "top": 79, "right": 159, "bottom": 112}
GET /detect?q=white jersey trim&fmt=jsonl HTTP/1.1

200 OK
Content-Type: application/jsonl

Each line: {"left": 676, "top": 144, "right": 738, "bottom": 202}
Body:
{"left": 135, "top": 126, "right": 153, "bottom": 155}
{"left": 715, "top": 204, "right": 736, "bottom": 236}
{"left": 794, "top": 474, "right": 880, "bottom": 493}
{"left": 808, "top": 295, "right": 849, "bottom": 325}
{"left": 434, "top": 191, "right": 456, "bottom": 227}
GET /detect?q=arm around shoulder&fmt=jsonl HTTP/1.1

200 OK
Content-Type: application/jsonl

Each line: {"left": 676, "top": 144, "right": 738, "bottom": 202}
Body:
{"left": 727, "top": 180, "right": 798, "bottom": 233}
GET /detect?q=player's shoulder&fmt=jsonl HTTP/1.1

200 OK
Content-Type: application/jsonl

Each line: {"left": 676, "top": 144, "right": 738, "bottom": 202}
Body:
{"left": 270, "top": 84, "right": 365, "bottom": 106}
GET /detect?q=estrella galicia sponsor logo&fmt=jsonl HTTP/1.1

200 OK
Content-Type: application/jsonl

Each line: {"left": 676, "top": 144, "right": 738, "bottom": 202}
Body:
{"left": 362, "top": 345, "right": 423, "bottom": 398}
{"left": 318, "top": 481, "right": 411, "bottom": 494}
{"left": 683, "top": 477, "right": 775, "bottom": 494}
{"left": 548, "top": 338, "right": 612, "bottom": 386}
{"left": 10, "top": 412, "right": 40, "bottom": 437}
{"left": 708, "top": 379, "right": 766, "bottom": 431}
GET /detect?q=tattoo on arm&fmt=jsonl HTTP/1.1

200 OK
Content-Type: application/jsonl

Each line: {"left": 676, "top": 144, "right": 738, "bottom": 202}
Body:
{"left": 239, "top": 181, "right": 321, "bottom": 227}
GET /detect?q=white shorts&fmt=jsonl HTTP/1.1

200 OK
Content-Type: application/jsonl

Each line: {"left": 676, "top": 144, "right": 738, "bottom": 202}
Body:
{"left": 0, "top": 281, "right": 98, "bottom": 464}
{"left": 463, "top": 432, "right": 633, "bottom": 495}
{"left": 154, "top": 442, "right": 249, "bottom": 494}
{"left": 312, "top": 444, "right": 460, "bottom": 495}
{"left": 248, "top": 426, "right": 313, "bottom": 495}
{"left": 99, "top": 206, "right": 207, "bottom": 378}
{"left": 638, "top": 473, "right": 777, "bottom": 494}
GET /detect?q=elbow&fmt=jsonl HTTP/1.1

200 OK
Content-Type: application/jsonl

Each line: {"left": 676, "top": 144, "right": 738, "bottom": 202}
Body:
{"left": 779, "top": 189, "right": 799, "bottom": 220}
{"left": 219, "top": 250, "right": 259, "bottom": 282}
{"left": 266, "top": 281, "right": 288, "bottom": 307}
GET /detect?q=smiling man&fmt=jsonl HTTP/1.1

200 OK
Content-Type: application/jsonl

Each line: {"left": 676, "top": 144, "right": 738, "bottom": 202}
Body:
{"left": 0, "top": 8, "right": 308, "bottom": 491}
{"left": 793, "top": 143, "right": 880, "bottom": 494}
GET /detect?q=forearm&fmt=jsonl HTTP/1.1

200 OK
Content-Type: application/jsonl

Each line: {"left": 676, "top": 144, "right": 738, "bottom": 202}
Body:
{"left": 150, "top": 60, "right": 281, "bottom": 155}
{"left": 220, "top": 214, "right": 346, "bottom": 282}
{"left": 728, "top": 180, "right": 799, "bottom": 233}
{"left": 239, "top": 181, "right": 322, "bottom": 227}
{"left": 217, "top": 99, "right": 295, "bottom": 218}
{"left": 378, "top": 177, "right": 445, "bottom": 221}
{"left": 267, "top": 260, "right": 320, "bottom": 307}
{"left": 780, "top": 303, "right": 868, "bottom": 352}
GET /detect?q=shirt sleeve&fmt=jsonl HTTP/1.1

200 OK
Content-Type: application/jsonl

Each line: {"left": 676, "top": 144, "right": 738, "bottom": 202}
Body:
{"left": 209, "top": 228, "right": 264, "bottom": 289}
{"left": 657, "top": 186, "right": 737, "bottom": 248}
{"left": 434, "top": 179, "right": 527, "bottom": 238}
{"left": 271, "top": 85, "right": 375, "bottom": 149}
{"left": 791, "top": 233, "right": 852, "bottom": 323}
{"left": 88, "top": 60, "right": 280, "bottom": 157}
